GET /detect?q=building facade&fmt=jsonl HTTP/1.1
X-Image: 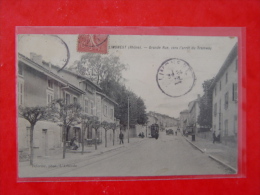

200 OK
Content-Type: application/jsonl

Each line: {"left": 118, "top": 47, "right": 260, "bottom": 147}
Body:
{"left": 179, "top": 109, "right": 189, "bottom": 131}
{"left": 187, "top": 95, "right": 201, "bottom": 134}
{"left": 210, "top": 43, "right": 238, "bottom": 141}
{"left": 18, "top": 53, "right": 118, "bottom": 158}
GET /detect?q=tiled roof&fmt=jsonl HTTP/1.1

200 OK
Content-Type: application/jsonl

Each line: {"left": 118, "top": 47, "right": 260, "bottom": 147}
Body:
{"left": 18, "top": 53, "right": 85, "bottom": 94}
{"left": 209, "top": 43, "right": 238, "bottom": 90}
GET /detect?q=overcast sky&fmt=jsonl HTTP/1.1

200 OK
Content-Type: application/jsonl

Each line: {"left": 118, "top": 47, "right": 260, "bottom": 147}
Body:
{"left": 18, "top": 34, "right": 237, "bottom": 118}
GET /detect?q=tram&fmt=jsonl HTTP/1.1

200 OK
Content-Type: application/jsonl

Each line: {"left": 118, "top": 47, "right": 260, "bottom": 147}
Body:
{"left": 150, "top": 124, "right": 159, "bottom": 139}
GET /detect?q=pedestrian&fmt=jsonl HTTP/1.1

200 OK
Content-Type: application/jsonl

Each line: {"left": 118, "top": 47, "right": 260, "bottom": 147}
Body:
{"left": 213, "top": 131, "right": 216, "bottom": 144}
{"left": 119, "top": 131, "right": 124, "bottom": 144}
{"left": 175, "top": 130, "right": 177, "bottom": 136}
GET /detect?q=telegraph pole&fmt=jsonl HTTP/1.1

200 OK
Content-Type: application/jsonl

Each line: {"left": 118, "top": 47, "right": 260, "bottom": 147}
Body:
{"left": 128, "top": 96, "right": 130, "bottom": 143}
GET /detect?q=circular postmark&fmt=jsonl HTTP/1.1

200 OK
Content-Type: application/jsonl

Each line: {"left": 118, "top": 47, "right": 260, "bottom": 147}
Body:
{"left": 18, "top": 34, "right": 70, "bottom": 72}
{"left": 156, "top": 58, "right": 196, "bottom": 97}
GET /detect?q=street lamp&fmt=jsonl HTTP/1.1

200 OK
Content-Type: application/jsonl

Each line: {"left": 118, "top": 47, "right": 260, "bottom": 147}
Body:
{"left": 128, "top": 96, "right": 130, "bottom": 143}
{"left": 146, "top": 120, "right": 149, "bottom": 137}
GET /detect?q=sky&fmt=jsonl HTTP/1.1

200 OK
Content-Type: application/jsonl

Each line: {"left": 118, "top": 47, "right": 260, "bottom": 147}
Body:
{"left": 18, "top": 34, "right": 237, "bottom": 118}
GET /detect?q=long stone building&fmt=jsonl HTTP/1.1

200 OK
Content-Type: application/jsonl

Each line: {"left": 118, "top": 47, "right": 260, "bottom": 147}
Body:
{"left": 18, "top": 53, "right": 118, "bottom": 159}
{"left": 209, "top": 43, "right": 238, "bottom": 142}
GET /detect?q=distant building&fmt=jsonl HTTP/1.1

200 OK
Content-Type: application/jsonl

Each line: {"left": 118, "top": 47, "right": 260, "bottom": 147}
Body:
{"left": 210, "top": 43, "right": 238, "bottom": 141}
{"left": 179, "top": 109, "right": 189, "bottom": 131}
{"left": 187, "top": 95, "right": 201, "bottom": 134}
{"left": 147, "top": 111, "right": 179, "bottom": 131}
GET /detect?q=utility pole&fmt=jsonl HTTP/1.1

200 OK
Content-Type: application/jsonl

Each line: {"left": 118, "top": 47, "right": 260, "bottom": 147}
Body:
{"left": 128, "top": 96, "right": 130, "bottom": 143}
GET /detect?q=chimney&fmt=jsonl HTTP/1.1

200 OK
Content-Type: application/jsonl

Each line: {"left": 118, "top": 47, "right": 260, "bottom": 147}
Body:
{"left": 30, "top": 52, "right": 42, "bottom": 65}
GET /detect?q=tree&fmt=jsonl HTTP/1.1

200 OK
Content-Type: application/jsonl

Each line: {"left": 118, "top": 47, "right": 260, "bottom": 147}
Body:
{"left": 197, "top": 77, "right": 215, "bottom": 128}
{"left": 109, "top": 122, "right": 119, "bottom": 146}
{"left": 71, "top": 53, "right": 148, "bottom": 129}
{"left": 51, "top": 99, "right": 82, "bottom": 159}
{"left": 105, "top": 85, "right": 148, "bottom": 128}
{"left": 101, "top": 121, "right": 110, "bottom": 147}
{"left": 19, "top": 106, "right": 51, "bottom": 165}
{"left": 70, "top": 53, "right": 127, "bottom": 85}
{"left": 80, "top": 114, "right": 93, "bottom": 155}
{"left": 90, "top": 116, "right": 101, "bottom": 150}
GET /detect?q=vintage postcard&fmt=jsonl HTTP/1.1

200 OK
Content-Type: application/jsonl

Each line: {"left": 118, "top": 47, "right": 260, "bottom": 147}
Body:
{"left": 17, "top": 28, "right": 241, "bottom": 180}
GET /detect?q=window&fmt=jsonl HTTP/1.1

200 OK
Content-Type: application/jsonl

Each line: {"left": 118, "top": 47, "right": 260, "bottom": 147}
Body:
{"left": 18, "top": 79, "right": 24, "bottom": 106}
{"left": 224, "top": 120, "right": 228, "bottom": 136}
{"left": 103, "top": 104, "right": 108, "bottom": 116}
{"left": 214, "top": 103, "right": 217, "bottom": 117}
{"left": 84, "top": 99, "right": 89, "bottom": 113}
{"left": 219, "top": 81, "right": 221, "bottom": 91}
{"left": 85, "top": 84, "right": 94, "bottom": 94}
{"left": 73, "top": 97, "right": 78, "bottom": 104}
{"left": 232, "top": 83, "right": 238, "bottom": 101}
{"left": 26, "top": 127, "right": 30, "bottom": 148}
{"left": 225, "top": 92, "right": 229, "bottom": 109}
{"left": 90, "top": 101, "right": 94, "bottom": 115}
{"left": 18, "top": 64, "right": 23, "bottom": 76}
{"left": 48, "top": 79, "right": 53, "bottom": 89}
{"left": 47, "top": 91, "right": 54, "bottom": 105}
{"left": 65, "top": 93, "right": 70, "bottom": 105}
{"left": 110, "top": 108, "right": 114, "bottom": 119}
{"left": 234, "top": 115, "right": 237, "bottom": 135}
{"left": 225, "top": 73, "right": 228, "bottom": 84}
{"left": 214, "top": 87, "right": 217, "bottom": 96}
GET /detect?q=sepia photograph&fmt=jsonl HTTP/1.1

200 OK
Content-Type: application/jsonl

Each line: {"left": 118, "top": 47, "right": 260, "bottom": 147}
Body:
{"left": 17, "top": 31, "right": 239, "bottom": 178}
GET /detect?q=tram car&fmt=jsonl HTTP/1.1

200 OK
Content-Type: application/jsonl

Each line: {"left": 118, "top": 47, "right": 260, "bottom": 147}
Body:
{"left": 150, "top": 124, "right": 159, "bottom": 139}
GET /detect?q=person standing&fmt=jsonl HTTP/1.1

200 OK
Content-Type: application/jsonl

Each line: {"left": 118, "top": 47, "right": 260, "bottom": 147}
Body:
{"left": 213, "top": 131, "right": 216, "bottom": 144}
{"left": 119, "top": 131, "right": 124, "bottom": 144}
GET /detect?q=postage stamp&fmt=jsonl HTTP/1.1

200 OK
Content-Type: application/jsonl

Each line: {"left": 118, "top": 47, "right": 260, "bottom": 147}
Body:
{"left": 77, "top": 34, "right": 109, "bottom": 54}
{"left": 17, "top": 27, "right": 240, "bottom": 180}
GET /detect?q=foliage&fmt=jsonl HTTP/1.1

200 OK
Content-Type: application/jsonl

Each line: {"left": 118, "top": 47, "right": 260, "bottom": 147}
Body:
{"left": 71, "top": 53, "right": 148, "bottom": 128}
{"left": 197, "top": 77, "right": 215, "bottom": 127}
{"left": 50, "top": 99, "right": 82, "bottom": 158}
{"left": 101, "top": 121, "right": 110, "bottom": 131}
{"left": 70, "top": 53, "right": 127, "bottom": 85}
{"left": 19, "top": 106, "right": 51, "bottom": 126}
{"left": 51, "top": 99, "right": 82, "bottom": 127}
{"left": 109, "top": 122, "right": 119, "bottom": 131}
{"left": 90, "top": 116, "right": 101, "bottom": 130}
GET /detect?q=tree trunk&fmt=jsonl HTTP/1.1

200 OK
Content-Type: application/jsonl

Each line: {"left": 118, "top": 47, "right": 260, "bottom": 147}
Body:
{"left": 29, "top": 125, "right": 35, "bottom": 166}
{"left": 63, "top": 125, "right": 66, "bottom": 159}
{"left": 81, "top": 125, "right": 86, "bottom": 155}
{"left": 105, "top": 129, "right": 107, "bottom": 147}
{"left": 113, "top": 129, "right": 115, "bottom": 146}
{"left": 95, "top": 129, "right": 97, "bottom": 150}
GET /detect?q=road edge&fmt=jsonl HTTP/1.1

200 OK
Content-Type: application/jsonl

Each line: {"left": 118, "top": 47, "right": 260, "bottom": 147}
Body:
{"left": 184, "top": 136, "right": 237, "bottom": 173}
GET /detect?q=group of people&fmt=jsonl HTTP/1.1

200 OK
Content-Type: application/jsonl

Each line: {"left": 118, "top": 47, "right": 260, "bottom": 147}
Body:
{"left": 70, "top": 137, "right": 79, "bottom": 150}
{"left": 69, "top": 131, "right": 126, "bottom": 150}
{"left": 138, "top": 132, "right": 145, "bottom": 138}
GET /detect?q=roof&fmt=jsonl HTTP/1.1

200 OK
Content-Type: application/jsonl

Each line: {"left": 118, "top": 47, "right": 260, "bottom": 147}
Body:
{"left": 43, "top": 61, "right": 102, "bottom": 90}
{"left": 209, "top": 42, "right": 238, "bottom": 90}
{"left": 188, "top": 98, "right": 200, "bottom": 112}
{"left": 96, "top": 91, "right": 118, "bottom": 106}
{"left": 18, "top": 53, "right": 85, "bottom": 94}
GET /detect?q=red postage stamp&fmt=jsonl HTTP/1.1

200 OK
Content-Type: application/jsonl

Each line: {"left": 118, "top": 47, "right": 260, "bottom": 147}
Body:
{"left": 77, "top": 34, "right": 108, "bottom": 54}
